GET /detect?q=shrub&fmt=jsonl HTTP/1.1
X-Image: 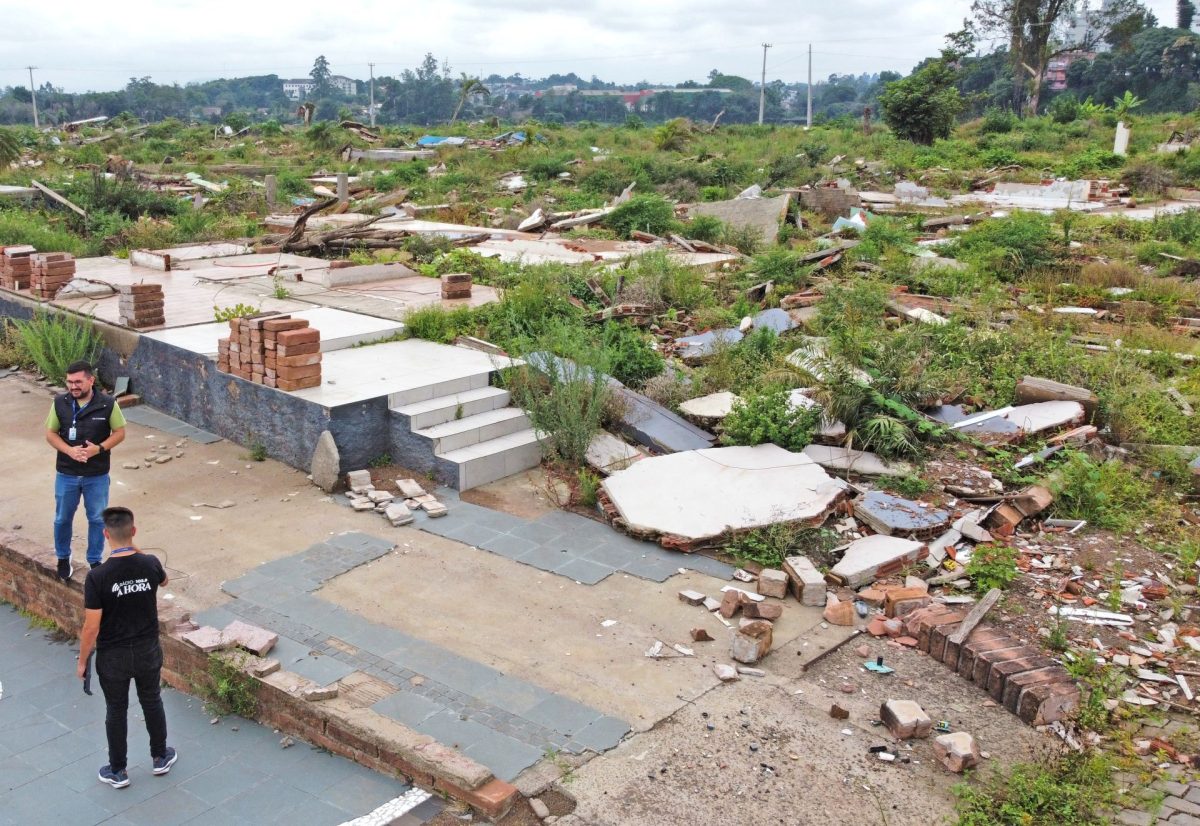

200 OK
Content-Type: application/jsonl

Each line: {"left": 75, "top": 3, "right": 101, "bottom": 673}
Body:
{"left": 950, "top": 212, "right": 1058, "bottom": 276}
{"left": 1048, "top": 452, "right": 1159, "bottom": 532}
{"left": 13, "top": 311, "right": 103, "bottom": 385}
{"left": 964, "top": 544, "right": 1018, "bottom": 593}
{"left": 1122, "top": 159, "right": 1175, "bottom": 197}
{"left": 193, "top": 653, "right": 258, "bottom": 717}
{"left": 879, "top": 55, "right": 962, "bottom": 145}
{"left": 855, "top": 217, "right": 916, "bottom": 261}
{"left": 980, "top": 107, "right": 1017, "bottom": 134}
{"left": 606, "top": 194, "right": 678, "bottom": 239}
{"left": 402, "top": 305, "right": 477, "bottom": 343}
{"left": 722, "top": 389, "right": 821, "bottom": 452}
{"left": 1048, "top": 93, "right": 1080, "bottom": 124}
{"left": 601, "top": 322, "right": 663, "bottom": 388}
{"left": 687, "top": 214, "right": 726, "bottom": 244}
{"left": 954, "top": 752, "right": 1116, "bottom": 826}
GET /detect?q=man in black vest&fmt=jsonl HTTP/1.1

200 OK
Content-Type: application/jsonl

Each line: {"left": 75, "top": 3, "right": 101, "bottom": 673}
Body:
{"left": 45, "top": 360, "right": 126, "bottom": 580}
{"left": 77, "top": 506, "right": 176, "bottom": 789}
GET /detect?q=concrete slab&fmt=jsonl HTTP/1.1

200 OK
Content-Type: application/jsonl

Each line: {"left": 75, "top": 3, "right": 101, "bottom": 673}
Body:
{"left": 602, "top": 444, "right": 844, "bottom": 543}
{"left": 585, "top": 431, "right": 647, "bottom": 475}
{"left": 143, "top": 306, "right": 405, "bottom": 357}
{"left": 853, "top": 491, "right": 951, "bottom": 537}
{"left": 830, "top": 534, "right": 926, "bottom": 588}
{"left": 687, "top": 194, "right": 791, "bottom": 247}
{"left": 802, "top": 444, "right": 914, "bottom": 477}
{"left": 678, "top": 391, "right": 739, "bottom": 421}
{"left": 952, "top": 401, "right": 1085, "bottom": 440}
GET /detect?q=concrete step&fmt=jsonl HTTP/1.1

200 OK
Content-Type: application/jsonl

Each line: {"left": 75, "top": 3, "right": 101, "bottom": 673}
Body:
{"left": 392, "top": 386, "right": 511, "bottom": 429}
{"left": 440, "top": 428, "right": 543, "bottom": 491}
{"left": 416, "top": 407, "right": 532, "bottom": 455}
{"left": 387, "top": 370, "right": 493, "bottom": 408}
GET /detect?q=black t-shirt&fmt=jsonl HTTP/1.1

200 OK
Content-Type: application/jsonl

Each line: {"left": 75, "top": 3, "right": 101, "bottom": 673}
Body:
{"left": 84, "top": 552, "right": 167, "bottom": 648}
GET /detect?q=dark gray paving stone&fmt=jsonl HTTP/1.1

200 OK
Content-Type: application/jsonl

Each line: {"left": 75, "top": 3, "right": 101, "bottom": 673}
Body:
{"left": 3, "top": 660, "right": 60, "bottom": 696}
{"left": 284, "top": 651, "right": 357, "bottom": 686}
{"left": 462, "top": 729, "right": 545, "bottom": 782}
{"left": 0, "top": 754, "right": 44, "bottom": 794}
{"left": 581, "top": 542, "right": 638, "bottom": 568}
{"left": 552, "top": 557, "right": 615, "bottom": 585}
{"left": 681, "top": 553, "right": 737, "bottom": 579}
{"left": 480, "top": 533, "right": 539, "bottom": 560}
{"left": 515, "top": 545, "right": 572, "bottom": 571}
{"left": 463, "top": 673, "right": 554, "bottom": 718}
{"left": 507, "top": 521, "right": 567, "bottom": 545}
{"left": 314, "top": 767, "right": 410, "bottom": 814}
{"left": 122, "top": 406, "right": 222, "bottom": 444}
{"left": 415, "top": 710, "right": 498, "bottom": 752}
{"left": 191, "top": 606, "right": 239, "bottom": 630}
{"left": 571, "top": 715, "right": 632, "bottom": 752}
{"left": 337, "top": 621, "right": 408, "bottom": 657}
{"left": 4, "top": 714, "right": 73, "bottom": 751}
{"left": 17, "top": 729, "right": 97, "bottom": 774}
{"left": 620, "top": 555, "right": 685, "bottom": 582}
{"left": 205, "top": 780, "right": 305, "bottom": 825}
{"left": 522, "top": 694, "right": 603, "bottom": 737}
{"left": 372, "top": 691, "right": 444, "bottom": 728}
{"left": 177, "top": 757, "right": 268, "bottom": 806}
{"left": 3, "top": 774, "right": 118, "bottom": 825}
{"left": 416, "top": 653, "right": 503, "bottom": 696}
{"left": 117, "top": 787, "right": 212, "bottom": 826}
{"left": 444, "top": 522, "right": 504, "bottom": 548}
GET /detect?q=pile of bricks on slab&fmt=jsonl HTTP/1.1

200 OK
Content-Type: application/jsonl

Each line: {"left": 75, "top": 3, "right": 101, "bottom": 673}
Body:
{"left": 29, "top": 253, "right": 76, "bottom": 299}
{"left": 0, "top": 246, "right": 37, "bottom": 290}
{"left": 217, "top": 315, "right": 321, "bottom": 390}
{"left": 440, "top": 272, "right": 472, "bottom": 299}
{"left": 179, "top": 621, "right": 329, "bottom": 700}
{"left": 118, "top": 284, "right": 165, "bottom": 328}
{"left": 344, "top": 471, "right": 447, "bottom": 524}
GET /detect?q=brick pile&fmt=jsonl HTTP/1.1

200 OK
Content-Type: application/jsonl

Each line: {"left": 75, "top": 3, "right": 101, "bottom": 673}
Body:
{"left": 29, "top": 253, "right": 76, "bottom": 299}
{"left": 218, "top": 315, "right": 322, "bottom": 391}
{"left": 440, "top": 272, "right": 472, "bottom": 299}
{"left": 0, "top": 245, "right": 36, "bottom": 290}
{"left": 902, "top": 604, "right": 1080, "bottom": 725}
{"left": 117, "top": 284, "right": 165, "bottom": 328}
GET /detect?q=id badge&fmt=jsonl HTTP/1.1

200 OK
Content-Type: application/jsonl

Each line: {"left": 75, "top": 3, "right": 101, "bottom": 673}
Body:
{"left": 68, "top": 427, "right": 77, "bottom": 441}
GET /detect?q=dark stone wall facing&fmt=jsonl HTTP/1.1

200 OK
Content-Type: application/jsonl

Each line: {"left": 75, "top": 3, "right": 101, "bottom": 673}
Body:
{"left": 0, "top": 294, "right": 445, "bottom": 479}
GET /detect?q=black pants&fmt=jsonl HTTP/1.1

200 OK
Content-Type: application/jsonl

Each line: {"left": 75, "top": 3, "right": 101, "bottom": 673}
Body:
{"left": 96, "top": 638, "right": 168, "bottom": 772}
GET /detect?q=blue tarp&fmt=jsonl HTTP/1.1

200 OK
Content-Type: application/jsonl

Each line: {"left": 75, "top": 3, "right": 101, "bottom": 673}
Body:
{"left": 416, "top": 135, "right": 468, "bottom": 147}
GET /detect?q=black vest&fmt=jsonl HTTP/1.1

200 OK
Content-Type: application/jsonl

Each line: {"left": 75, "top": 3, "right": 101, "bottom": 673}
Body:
{"left": 54, "top": 391, "right": 115, "bottom": 477}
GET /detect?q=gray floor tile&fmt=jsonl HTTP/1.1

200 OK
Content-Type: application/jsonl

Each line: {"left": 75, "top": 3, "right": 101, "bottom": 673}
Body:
{"left": 571, "top": 715, "right": 631, "bottom": 752}
{"left": 581, "top": 542, "right": 638, "bottom": 567}
{"left": 372, "top": 691, "right": 444, "bottom": 728}
{"left": 414, "top": 710, "right": 497, "bottom": 752}
{"left": 177, "top": 757, "right": 268, "bottom": 806}
{"left": 620, "top": 555, "right": 684, "bottom": 582}
{"left": 462, "top": 729, "right": 545, "bottom": 782}
{"left": 315, "top": 768, "right": 410, "bottom": 814}
{"left": 552, "top": 557, "right": 615, "bottom": 585}
{"left": 118, "top": 787, "right": 212, "bottom": 826}
{"left": 507, "top": 521, "right": 567, "bottom": 545}
{"left": 205, "top": 780, "right": 304, "bottom": 824}
{"left": 416, "top": 653, "right": 503, "bottom": 695}
{"left": 515, "top": 545, "right": 572, "bottom": 571}
{"left": 522, "top": 694, "right": 603, "bottom": 737}
{"left": 5, "top": 713, "right": 73, "bottom": 751}
{"left": 480, "top": 533, "right": 539, "bottom": 559}
{"left": 286, "top": 653, "right": 357, "bottom": 687}
{"left": 682, "top": 554, "right": 737, "bottom": 578}
{"left": 468, "top": 674, "right": 554, "bottom": 718}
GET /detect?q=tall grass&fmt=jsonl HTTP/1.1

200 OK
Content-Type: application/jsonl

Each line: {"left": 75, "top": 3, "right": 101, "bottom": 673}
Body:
{"left": 13, "top": 310, "right": 103, "bottom": 385}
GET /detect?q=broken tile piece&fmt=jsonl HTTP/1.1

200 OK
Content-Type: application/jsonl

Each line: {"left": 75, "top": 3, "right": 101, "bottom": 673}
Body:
{"left": 853, "top": 491, "right": 951, "bottom": 538}
{"left": 830, "top": 535, "right": 927, "bottom": 588}
{"left": 182, "top": 626, "right": 232, "bottom": 653}
{"left": 222, "top": 620, "right": 278, "bottom": 656}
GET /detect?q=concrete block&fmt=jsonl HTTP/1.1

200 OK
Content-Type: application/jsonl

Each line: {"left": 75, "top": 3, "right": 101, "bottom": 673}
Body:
{"left": 182, "top": 625, "right": 231, "bottom": 653}
{"left": 385, "top": 502, "right": 414, "bottom": 526}
{"left": 346, "top": 469, "right": 373, "bottom": 493}
{"left": 731, "top": 619, "right": 773, "bottom": 664}
{"left": 880, "top": 699, "right": 932, "bottom": 739}
{"left": 934, "top": 732, "right": 981, "bottom": 773}
{"left": 783, "top": 555, "right": 826, "bottom": 606}
{"left": 757, "top": 568, "right": 788, "bottom": 599}
{"left": 830, "top": 534, "right": 926, "bottom": 588}
{"left": 302, "top": 685, "right": 339, "bottom": 701}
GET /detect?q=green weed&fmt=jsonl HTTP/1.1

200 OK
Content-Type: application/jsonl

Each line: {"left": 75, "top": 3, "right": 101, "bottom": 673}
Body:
{"left": 954, "top": 752, "right": 1116, "bottom": 825}
{"left": 12, "top": 310, "right": 103, "bottom": 386}
{"left": 964, "top": 544, "right": 1019, "bottom": 594}
{"left": 193, "top": 653, "right": 258, "bottom": 718}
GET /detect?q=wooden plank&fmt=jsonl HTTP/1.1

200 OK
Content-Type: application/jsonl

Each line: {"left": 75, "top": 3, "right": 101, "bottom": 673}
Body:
{"left": 1014, "top": 376, "right": 1098, "bottom": 417}
{"left": 947, "top": 588, "right": 1001, "bottom": 646}
{"left": 31, "top": 180, "right": 87, "bottom": 219}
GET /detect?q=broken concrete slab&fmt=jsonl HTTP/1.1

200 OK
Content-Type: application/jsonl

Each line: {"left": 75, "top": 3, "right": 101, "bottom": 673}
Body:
{"left": 950, "top": 401, "right": 1085, "bottom": 442}
{"left": 674, "top": 310, "right": 798, "bottom": 364}
{"left": 687, "top": 193, "right": 791, "bottom": 248}
{"left": 601, "top": 445, "right": 845, "bottom": 548}
{"left": 802, "top": 445, "right": 913, "bottom": 478}
{"left": 1014, "top": 376, "right": 1098, "bottom": 420}
{"left": 346, "top": 469, "right": 373, "bottom": 493}
{"left": 585, "top": 431, "right": 647, "bottom": 475}
{"left": 222, "top": 620, "right": 278, "bottom": 656}
{"left": 854, "top": 491, "right": 951, "bottom": 538}
{"left": 830, "top": 535, "right": 927, "bottom": 588}
{"left": 608, "top": 381, "right": 716, "bottom": 454}
{"left": 182, "top": 626, "right": 232, "bottom": 653}
{"left": 678, "top": 392, "right": 739, "bottom": 422}
{"left": 786, "top": 390, "right": 847, "bottom": 439}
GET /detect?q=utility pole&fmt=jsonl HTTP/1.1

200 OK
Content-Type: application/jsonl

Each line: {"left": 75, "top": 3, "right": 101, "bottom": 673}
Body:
{"left": 368, "top": 62, "right": 376, "bottom": 128}
{"left": 27, "top": 66, "right": 39, "bottom": 129}
{"left": 806, "top": 44, "right": 813, "bottom": 130}
{"left": 757, "top": 43, "right": 772, "bottom": 126}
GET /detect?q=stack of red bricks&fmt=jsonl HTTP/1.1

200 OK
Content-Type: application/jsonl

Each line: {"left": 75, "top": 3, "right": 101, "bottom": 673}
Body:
{"left": 440, "top": 272, "right": 472, "bottom": 299}
{"left": 218, "top": 315, "right": 321, "bottom": 391}
{"left": 902, "top": 604, "right": 1080, "bottom": 726}
{"left": 118, "top": 284, "right": 165, "bottom": 328}
{"left": 0, "top": 246, "right": 36, "bottom": 290}
{"left": 29, "top": 253, "right": 76, "bottom": 299}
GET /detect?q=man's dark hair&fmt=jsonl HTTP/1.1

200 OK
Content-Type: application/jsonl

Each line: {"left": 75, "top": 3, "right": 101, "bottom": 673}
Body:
{"left": 101, "top": 506, "right": 135, "bottom": 540}
{"left": 65, "top": 361, "right": 94, "bottom": 377}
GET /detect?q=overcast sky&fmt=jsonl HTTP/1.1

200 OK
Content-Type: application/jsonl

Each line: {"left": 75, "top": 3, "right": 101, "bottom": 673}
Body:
{"left": 0, "top": 0, "right": 1183, "bottom": 93}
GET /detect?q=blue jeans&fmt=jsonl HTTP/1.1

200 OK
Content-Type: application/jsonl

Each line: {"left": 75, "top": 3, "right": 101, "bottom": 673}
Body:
{"left": 53, "top": 472, "right": 109, "bottom": 565}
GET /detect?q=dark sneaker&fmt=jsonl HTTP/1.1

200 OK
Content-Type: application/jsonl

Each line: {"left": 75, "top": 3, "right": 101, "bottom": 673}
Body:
{"left": 57, "top": 558, "right": 73, "bottom": 582}
{"left": 152, "top": 747, "right": 177, "bottom": 776}
{"left": 98, "top": 765, "right": 129, "bottom": 788}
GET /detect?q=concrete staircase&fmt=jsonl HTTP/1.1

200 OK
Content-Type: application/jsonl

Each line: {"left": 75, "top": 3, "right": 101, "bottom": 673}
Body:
{"left": 389, "top": 373, "right": 542, "bottom": 490}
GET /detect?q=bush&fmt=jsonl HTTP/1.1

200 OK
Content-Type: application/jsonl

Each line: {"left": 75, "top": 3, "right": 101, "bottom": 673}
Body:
{"left": 980, "top": 107, "right": 1017, "bottom": 134}
{"left": 964, "top": 544, "right": 1018, "bottom": 593}
{"left": 1123, "top": 159, "right": 1175, "bottom": 197}
{"left": 954, "top": 752, "right": 1116, "bottom": 826}
{"left": 1048, "top": 452, "right": 1160, "bottom": 532}
{"left": 601, "top": 323, "right": 663, "bottom": 388}
{"left": 722, "top": 389, "right": 821, "bottom": 452}
{"left": 687, "top": 214, "right": 726, "bottom": 244}
{"left": 13, "top": 310, "right": 103, "bottom": 385}
{"left": 950, "top": 212, "right": 1058, "bottom": 276}
{"left": 606, "top": 194, "right": 678, "bottom": 239}
{"left": 402, "top": 305, "right": 477, "bottom": 343}
{"left": 879, "top": 56, "right": 962, "bottom": 145}
{"left": 1048, "top": 93, "right": 1080, "bottom": 124}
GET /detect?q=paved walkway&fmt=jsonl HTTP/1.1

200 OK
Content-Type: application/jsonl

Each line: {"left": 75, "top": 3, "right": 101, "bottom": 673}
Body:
{"left": 410, "top": 488, "right": 735, "bottom": 585}
{"left": 0, "top": 603, "right": 442, "bottom": 826}
{"left": 198, "top": 532, "right": 631, "bottom": 782}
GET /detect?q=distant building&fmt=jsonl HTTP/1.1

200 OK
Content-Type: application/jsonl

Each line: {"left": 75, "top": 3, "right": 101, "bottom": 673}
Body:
{"left": 282, "top": 75, "right": 358, "bottom": 100}
{"left": 1062, "top": 0, "right": 1119, "bottom": 52}
{"left": 199, "top": 106, "right": 222, "bottom": 117}
{"left": 1045, "top": 51, "right": 1094, "bottom": 91}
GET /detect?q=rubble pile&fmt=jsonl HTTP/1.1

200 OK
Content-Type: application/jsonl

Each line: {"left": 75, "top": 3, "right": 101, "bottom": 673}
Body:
{"left": 343, "top": 471, "right": 447, "bottom": 523}
{"left": 117, "top": 283, "right": 164, "bottom": 328}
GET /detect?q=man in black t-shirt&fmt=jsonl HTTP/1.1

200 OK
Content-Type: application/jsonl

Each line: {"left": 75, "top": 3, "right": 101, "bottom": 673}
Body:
{"left": 77, "top": 506, "right": 177, "bottom": 789}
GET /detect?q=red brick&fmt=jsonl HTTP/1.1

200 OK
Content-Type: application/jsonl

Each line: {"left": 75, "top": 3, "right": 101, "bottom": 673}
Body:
{"left": 277, "top": 376, "right": 321, "bottom": 391}
{"left": 1017, "top": 680, "right": 1080, "bottom": 725}
{"left": 276, "top": 341, "right": 320, "bottom": 357}
{"left": 262, "top": 317, "right": 309, "bottom": 332}
{"left": 958, "top": 630, "right": 1022, "bottom": 680}
{"left": 277, "top": 352, "right": 322, "bottom": 368}
{"left": 928, "top": 621, "right": 962, "bottom": 662}
{"left": 277, "top": 363, "right": 321, "bottom": 380}
{"left": 277, "top": 328, "right": 320, "bottom": 346}
{"left": 986, "top": 652, "right": 1055, "bottom": 701}
{"left": 1002, "top": 665, "right": 1071, "bottom": 713}
{"left": 433, "top": 778, "right": 517, "bottom": 820}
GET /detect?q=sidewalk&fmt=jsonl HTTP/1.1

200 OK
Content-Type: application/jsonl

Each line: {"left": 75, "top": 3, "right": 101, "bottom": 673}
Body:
{"left": 0, "top": 604, "right": 443, "bottom": 826}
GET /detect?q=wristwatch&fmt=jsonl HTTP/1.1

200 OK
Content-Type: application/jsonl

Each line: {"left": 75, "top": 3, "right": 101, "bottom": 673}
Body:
{"left": 97, "top": 444, "right": 107, "bottom": 455}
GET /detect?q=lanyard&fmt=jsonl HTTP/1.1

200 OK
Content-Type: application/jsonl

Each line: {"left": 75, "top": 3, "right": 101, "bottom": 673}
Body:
{"left": 71, "top": 397, "right": 81, "bottom": 430}
{"left": 109, "top": 546, "right": 136, "bottom": 555}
